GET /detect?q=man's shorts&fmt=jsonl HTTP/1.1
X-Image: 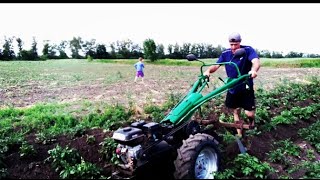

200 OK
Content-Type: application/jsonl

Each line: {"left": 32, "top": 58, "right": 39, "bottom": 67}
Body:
{"left": 136, "top": 71, "right": 144, "bottom": 77}
{"left": 225, "top": 89, "right": 256, "bottom": 111}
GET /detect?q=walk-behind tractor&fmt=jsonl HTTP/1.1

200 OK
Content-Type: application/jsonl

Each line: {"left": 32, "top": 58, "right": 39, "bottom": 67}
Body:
{"left": 111, "top": 48, "right": 254, "bottom": 179}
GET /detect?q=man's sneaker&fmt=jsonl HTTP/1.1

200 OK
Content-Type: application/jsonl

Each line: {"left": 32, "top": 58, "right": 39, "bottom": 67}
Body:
{"left": 235, "top": 134, "right": 243, "bottom": 139}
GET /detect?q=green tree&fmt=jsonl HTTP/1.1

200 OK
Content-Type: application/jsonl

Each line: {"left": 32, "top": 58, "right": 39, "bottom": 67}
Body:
{"left": 172, "top": 43, "right": 182, "bottom": 59}
{"left": 131, "top": 43, "right": 143, "bottom": 59}
{"left": 2, "top": 36, "right": 15, "bottom": 61}
{"left": 16, "top": 37, "right": 23, "bottom": 60}
{"left": 156, "top": 43, "right": 165, "bottom": 59}
{"left": 143, "top": 38, "right": 157, "bottom": 61}
{"left": 42, "top": 40, "right": 58, "bottom": 60}
{"left": 69, "top": 36, "right": 83, "bottom": 59}
{"left": 116, "top": 39, "right": 132, "bottom": 59}
{"left": 197, "top": 43, "right": 205, "bottom": 58}
{"left": 190, "top": 44, "right": 199, "bottom": 58}
{"left": 167, "top": 44, "right": 173, "bottom": 54}
{"left": 167, "top": 44, "right": 174, "bottom": 58}
{"left": 82, "top": 39, "right": 96, "bottom": 58}
{"left": 285, "top": 51, "right": 303, "bottom": 58}
{"left": 0, "top": 49, "right": 3, "bottom": 60}
{"left": 57, "top": 40, "right": 69, "bottom": 59}
{"left": 271, "top": 51, "right": 284, "bottom": 58}
{"left": 20, "top": 50, "right": 33, "bottom": 60}
{"left": 42, "top": 40, "right": 50, "bottom": 59}
{"left": 181, "top": 43, "right": 191, "bottom": 59}
{"left": 109, "top": 42, "right": 117, "bottom": 59}
{"left": 30, "top": 36, "right": 39, "bottom": 60}
{"left": 260, "top": 49, "right": 271, "bottom": 58}
{"left": 95, "top": 44, "right": 109, "bottom": 59}
{"left": 215, "top": 45, "right": 225, "bottom": 58}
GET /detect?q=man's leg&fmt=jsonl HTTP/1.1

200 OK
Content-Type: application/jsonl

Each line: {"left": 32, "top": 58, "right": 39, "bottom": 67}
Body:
{"left": 233, "top": 108, "right": 242, "bottom": 137}
{"left": 225, "top": 92, "right": 243, "bottom": 137}
{"left": 245, "top": 110, "right": 255, "bottom": 128}
{"left": 243, "top": 89, "right": 256, "bottom": 128}
{"left": 243, "top": 110, "right": 255, "bottom": 150}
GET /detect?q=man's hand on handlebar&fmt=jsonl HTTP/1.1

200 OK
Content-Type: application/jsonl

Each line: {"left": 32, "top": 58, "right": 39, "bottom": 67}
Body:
{"left": 203, "top": 70, "right": 211, "bottom": 78}
{"left": 248, "top": 70, "right": 258, "bottom": 78}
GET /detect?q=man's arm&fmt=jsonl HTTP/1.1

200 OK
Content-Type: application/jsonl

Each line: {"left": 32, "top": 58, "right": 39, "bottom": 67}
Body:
{"left": 249, "top": 58, "right": 260, "bottom": 78}
{"left": 204, "top": 64, "right": 221, "bottom": 77}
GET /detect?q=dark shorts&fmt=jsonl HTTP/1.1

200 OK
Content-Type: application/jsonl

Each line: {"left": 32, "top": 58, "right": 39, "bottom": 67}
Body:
{"left": 225, "top": 89, "right": 256, "bottom": 111}
{"left": 136, "top": 71, "right": 144, "bottom": 77}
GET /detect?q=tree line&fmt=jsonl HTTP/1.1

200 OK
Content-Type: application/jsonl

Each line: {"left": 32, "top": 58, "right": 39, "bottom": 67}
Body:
{"left": 0, "top": 36, "right": 319, "bottom": 62}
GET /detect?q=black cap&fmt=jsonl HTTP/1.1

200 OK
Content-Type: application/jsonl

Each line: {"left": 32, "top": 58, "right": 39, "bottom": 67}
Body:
{"left": 228, "top": 32, "right": 242, "bottom": 42}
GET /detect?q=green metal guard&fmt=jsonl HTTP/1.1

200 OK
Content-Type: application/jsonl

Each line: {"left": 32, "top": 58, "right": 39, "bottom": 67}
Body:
{"left": 161, "top": 60, "right": 251, "bottom": 126}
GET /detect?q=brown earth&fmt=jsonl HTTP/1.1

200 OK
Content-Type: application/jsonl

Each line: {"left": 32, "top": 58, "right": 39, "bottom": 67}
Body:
{"left": 4, "top": 109, "right": 319, "bottom": 179}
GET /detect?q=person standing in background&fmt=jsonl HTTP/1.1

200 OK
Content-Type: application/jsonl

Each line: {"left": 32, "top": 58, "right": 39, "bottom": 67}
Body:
{"left": 134, "top": 57, "right": 145, "bottom": 83}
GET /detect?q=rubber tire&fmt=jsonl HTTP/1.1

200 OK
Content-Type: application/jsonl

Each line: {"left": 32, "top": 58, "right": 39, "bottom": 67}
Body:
{"left": 174, "top": 133, "right": 221, "bottom": 179}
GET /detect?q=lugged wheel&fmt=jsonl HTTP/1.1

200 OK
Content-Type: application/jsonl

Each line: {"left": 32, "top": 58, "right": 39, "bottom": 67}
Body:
{"left": 174, "top": 133, "right": 221, "bottom": 179}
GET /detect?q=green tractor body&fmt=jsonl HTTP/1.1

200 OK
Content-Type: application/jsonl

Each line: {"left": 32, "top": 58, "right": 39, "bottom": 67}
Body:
{"left": 111, "top": 48, "right": 252, "bottom": 179}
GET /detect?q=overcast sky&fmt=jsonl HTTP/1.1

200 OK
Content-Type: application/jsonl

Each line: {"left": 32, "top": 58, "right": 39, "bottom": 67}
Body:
{"left": 1, "top": 3, "right": 320, "bottom": 55}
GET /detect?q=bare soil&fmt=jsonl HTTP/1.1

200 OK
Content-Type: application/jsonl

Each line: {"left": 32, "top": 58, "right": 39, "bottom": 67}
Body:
{"left": 4, "top": 106, "right": 319, "bottom": 179}
{"left": 1, "top": 67, "right": 319, "bottom": 108}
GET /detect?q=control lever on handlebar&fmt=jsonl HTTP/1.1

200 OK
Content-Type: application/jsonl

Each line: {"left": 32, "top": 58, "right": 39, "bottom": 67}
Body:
{"left": 218, "top": 77, "right": 225, "bottom": 84}
{"left": 204, "top": 75, "right": 210, "bottom": 88}
{"left": 204, "top": 75, "right": 210, "bottom": 82}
